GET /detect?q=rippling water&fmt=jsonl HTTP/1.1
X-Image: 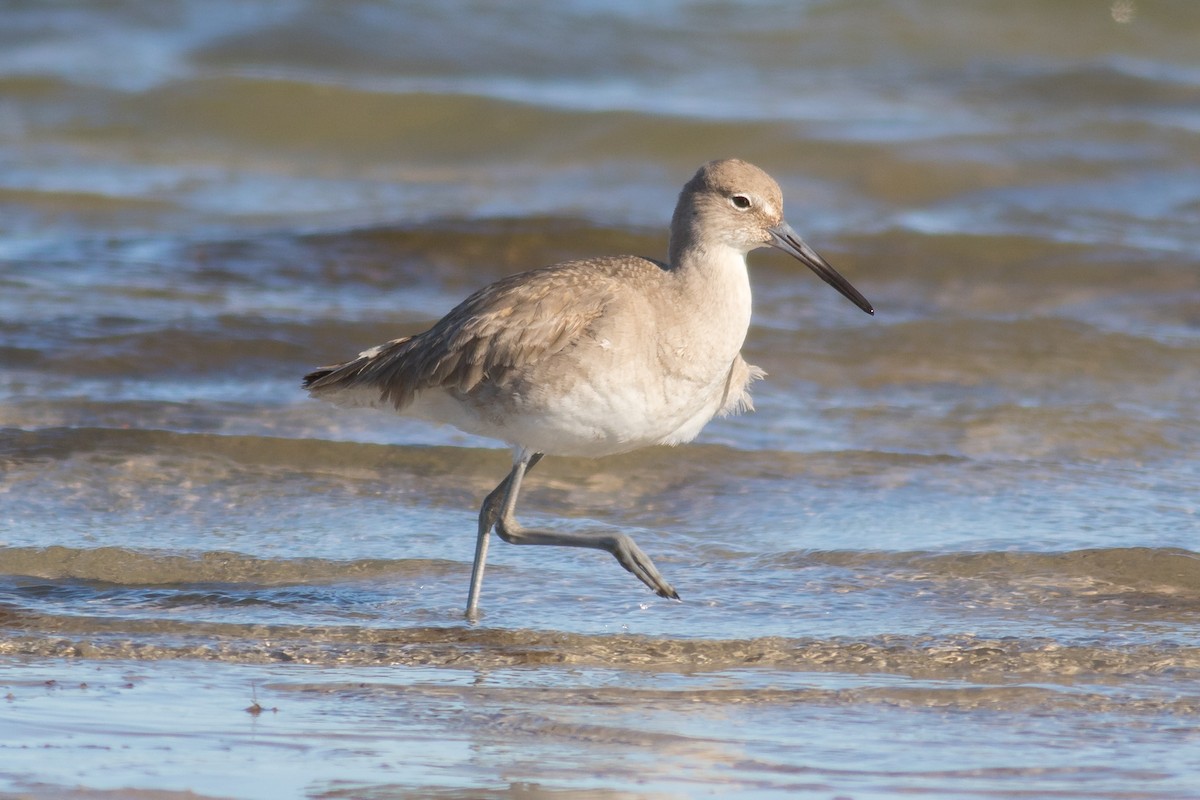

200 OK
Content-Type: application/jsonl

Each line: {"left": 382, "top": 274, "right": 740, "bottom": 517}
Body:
{"left": 2, "top": 2, "right": 1199, "bottom": 798}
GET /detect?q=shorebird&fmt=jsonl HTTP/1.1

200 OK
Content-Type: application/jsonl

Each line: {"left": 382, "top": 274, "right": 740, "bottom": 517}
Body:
{"left": 304, "top": 159, "right": 873, "bottom": 618}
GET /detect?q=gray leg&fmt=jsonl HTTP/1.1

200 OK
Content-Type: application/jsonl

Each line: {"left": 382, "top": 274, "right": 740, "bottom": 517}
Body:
{"left": 494, "top": 451, "right": 679, "bottom": 601}
{"left": 465, "top": 452, "right": 544, "bottom": 620}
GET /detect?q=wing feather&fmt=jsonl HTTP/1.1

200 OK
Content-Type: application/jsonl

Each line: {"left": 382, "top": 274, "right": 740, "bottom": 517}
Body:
{"left": 303, "top": 259, "right": 639, "bottom": 410}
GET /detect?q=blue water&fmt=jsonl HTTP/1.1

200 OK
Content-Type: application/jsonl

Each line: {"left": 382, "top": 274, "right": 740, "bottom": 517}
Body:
{"left": 2, "top": 2, "right": 1199, "bottom": 798}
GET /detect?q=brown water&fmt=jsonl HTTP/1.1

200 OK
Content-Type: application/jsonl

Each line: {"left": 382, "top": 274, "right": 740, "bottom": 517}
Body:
{"left": 2, "top": 2, "right": 1200, "bottom": 798}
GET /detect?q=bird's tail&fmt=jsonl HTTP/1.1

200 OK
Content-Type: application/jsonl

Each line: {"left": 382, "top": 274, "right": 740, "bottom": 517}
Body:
{"left": 302, "top": 336, "right": 416, "bottom": 408}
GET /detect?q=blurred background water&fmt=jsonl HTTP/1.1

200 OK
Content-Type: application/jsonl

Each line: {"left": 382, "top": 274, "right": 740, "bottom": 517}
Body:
{"left": 1, "top": 1, "right": 1199, "bottom": 798}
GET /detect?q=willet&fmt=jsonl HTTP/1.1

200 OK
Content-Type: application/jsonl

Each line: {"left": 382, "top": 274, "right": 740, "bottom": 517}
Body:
{"left": 304, "top": 159, "right": 873, "bottom": 618}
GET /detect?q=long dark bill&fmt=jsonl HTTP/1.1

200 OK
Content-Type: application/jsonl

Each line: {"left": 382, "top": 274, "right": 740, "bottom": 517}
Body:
{"left": 769, "top": 223, "right": 874, "bottom": 315}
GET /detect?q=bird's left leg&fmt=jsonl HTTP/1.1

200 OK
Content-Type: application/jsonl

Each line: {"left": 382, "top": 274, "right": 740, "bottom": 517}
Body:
{"left": 465, "top": 451, "right": 544, "bottom": 620}
{"left": 494, "top": 449, "right": 679, "bottom": 601}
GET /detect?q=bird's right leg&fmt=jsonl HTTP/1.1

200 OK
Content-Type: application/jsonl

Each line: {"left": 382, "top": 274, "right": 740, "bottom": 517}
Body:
{"left": 494, "top": 450, "right": 679, "bottom": 601}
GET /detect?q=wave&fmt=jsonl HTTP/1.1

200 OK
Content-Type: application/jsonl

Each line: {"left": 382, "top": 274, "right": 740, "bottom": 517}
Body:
{"left": 1, "top": 614, "right": 1198, "bottom": 688}
{"left": 0, "top": 545, "right": 455, "bottom": 585}
{"left": 3, "top": 542, "right": 1195, "bottom": 596}
{"left": 2, "top": 540, "right": 1197, "bottom": 690}
{"left": 774, "top": 547, "right": 1200, "bottom": 599}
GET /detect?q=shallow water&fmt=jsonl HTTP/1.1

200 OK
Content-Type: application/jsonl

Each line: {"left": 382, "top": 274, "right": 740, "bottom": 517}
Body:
{"left": 2, "top": 1, "right": 1199, "bottom": 798}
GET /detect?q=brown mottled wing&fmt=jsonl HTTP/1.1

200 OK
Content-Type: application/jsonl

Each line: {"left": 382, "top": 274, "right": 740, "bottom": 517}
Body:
{"left": 303, "top": 259, "right": 628, "bottom": 410}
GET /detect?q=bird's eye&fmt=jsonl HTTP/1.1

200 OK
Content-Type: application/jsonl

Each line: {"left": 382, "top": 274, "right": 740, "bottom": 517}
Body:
{"left": 730, "top": 194, "right": 752, "bottom": 210}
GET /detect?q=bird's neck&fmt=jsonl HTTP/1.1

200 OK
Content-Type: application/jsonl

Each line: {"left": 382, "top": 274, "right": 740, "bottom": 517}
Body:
{"left": 667, "top": 237, "right": 754, "bottom": 354}
{"left": 668, "top": 222, "right": 751, "bottom": 291}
